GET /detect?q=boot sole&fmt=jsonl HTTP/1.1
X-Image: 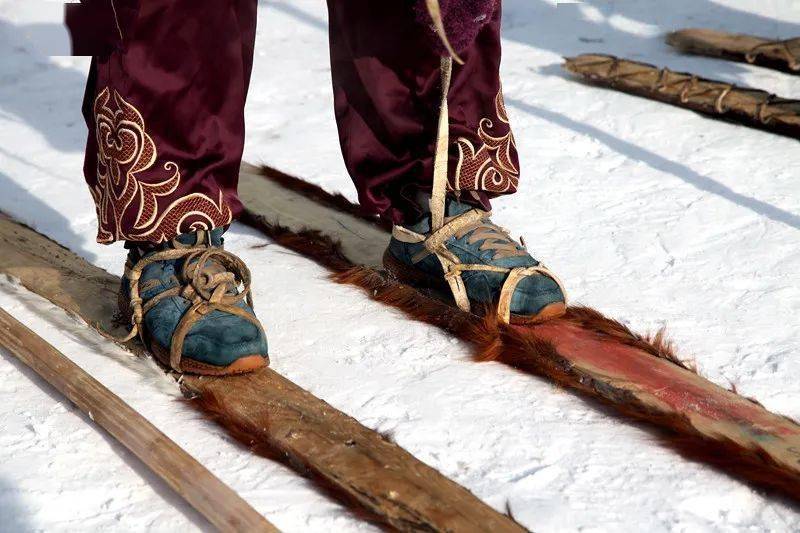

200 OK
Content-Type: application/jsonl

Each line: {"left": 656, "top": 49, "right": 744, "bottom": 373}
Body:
{"left": 382, "top": 249, "right": 566, "bottom": 325}
{"left": 118, "top": 287, "right": 268, "bottom": 376}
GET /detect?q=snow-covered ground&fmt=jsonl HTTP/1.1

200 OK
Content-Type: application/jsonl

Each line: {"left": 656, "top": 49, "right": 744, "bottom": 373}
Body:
{"left": 1, "top": 0, "right": 799, "bottom": 531}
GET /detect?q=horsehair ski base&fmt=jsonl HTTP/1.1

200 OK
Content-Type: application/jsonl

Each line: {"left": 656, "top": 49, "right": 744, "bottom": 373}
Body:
{"left": 0, "top": 213, "right": 525, "bottom": 533}
{"left": 239, "top": 163, "right": 800, "bottom": 504}
{"left": 563, "top": 53, "right": 800, "bottom": 139}
{"left": 0, "top": 306, "right": 278, "bottom": 532}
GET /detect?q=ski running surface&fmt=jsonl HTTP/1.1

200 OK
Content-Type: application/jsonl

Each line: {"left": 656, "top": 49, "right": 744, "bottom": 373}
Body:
{"left": 1, "top": 0, "right": 799, "bottom": 531}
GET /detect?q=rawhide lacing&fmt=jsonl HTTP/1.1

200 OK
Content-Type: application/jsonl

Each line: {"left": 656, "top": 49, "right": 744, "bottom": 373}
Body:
{"left": 407, "top": 57, "right": 566, "bottom": 324}
{"left": 116, "top": 233, "right": 262, "bottom": 372}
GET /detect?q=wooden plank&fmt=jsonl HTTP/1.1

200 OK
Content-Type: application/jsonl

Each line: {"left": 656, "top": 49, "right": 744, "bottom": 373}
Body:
{"left": 239, "top": 163, "right": 387, "bottom": 268}
{"left": 236, "top": 165, "right": 800, "bottom": 503}
{"left": 0, "top": 307, "right": 278, "bottom": 533}
{"left": 0, "top": 215, "right": 523, "bottom": 533}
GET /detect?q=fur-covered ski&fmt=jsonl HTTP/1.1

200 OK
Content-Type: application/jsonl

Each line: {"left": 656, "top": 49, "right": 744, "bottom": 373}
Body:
{"left": 0, "top": 213, "right": 524, "bottom": 533}
{"left": 238, "top": 163, "right": 800, "bottom": 503}
{"left": 667, "top": 28, "right": 800, "bottom": 74}
{"left": 563, "top": 54, "right": 800, "bottom": 139}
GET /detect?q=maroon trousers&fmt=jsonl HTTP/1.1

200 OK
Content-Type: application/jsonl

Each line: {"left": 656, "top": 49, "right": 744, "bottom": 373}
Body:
{"left": 69, "top": 0, "right": 520, "bottom": 244}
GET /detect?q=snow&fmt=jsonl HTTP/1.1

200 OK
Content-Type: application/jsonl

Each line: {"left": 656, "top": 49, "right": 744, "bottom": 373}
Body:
{"left": 1, "top": 0, "right": 799, "bottom": 531}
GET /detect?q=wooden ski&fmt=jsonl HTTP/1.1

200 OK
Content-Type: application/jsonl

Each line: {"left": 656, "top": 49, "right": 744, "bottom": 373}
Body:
{"left": 667, "top": 28, "right": 800, "bottom": 74}
{"left": 237, "top": 163, "right": 800, "bottom": 503}
{"left": 562, "top": 53, "right": 800, "bottom": 139}
{"left": 0, "top": 306, "right": 278, "bottom": 532}
{"left": 0, "top": 214, "right": 523, "bottom": 533}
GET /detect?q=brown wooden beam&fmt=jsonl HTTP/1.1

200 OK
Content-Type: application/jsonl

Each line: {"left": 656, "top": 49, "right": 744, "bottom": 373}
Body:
{"left": 0, "top": 306, "right": 278, "bottom": 533}
{"left": 563, "top": 53, "right": 800, "bottom": 139}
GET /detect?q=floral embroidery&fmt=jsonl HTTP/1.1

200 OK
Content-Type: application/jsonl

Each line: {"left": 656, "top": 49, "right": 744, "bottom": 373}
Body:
{"left": 91, "top": 88, "right": 232, "bottom": 243}
{"left": 453, "top": 89, "right": 519, "bottom": 194}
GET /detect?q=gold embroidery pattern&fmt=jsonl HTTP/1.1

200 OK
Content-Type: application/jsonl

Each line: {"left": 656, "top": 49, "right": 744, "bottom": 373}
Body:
{"left": 91, "top": 88, "right": 232, "bottom": 243}
{"left": 453, "top": 90, "right": 519, "bottom": 194}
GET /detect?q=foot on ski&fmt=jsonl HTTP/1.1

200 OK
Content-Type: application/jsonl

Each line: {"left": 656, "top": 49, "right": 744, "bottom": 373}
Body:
{"left": 384, "top": 201, "right": 567, "bottom": 324}
{"left": 119, "top": 228, "right": 268, "bottom": 375}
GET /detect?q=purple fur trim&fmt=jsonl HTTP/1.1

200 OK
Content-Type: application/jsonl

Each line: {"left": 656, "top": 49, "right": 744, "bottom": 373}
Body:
{"left": 414, "top": 0, "right": 499, "bottom": 54}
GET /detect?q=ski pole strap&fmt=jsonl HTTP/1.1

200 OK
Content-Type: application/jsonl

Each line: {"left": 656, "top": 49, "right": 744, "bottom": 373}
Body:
{"left": 430, "top": 55, "right": 453, "bottom": 232}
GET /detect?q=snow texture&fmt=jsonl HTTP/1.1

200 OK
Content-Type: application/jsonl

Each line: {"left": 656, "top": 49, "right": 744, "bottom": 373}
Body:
{"left": 0, "top": 0, "right": 799, "bottom": 531}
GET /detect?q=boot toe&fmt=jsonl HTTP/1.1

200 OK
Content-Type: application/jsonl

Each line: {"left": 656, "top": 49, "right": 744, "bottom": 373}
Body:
{"left": 182, "top": 307, "right": 269, "bottom": 367}
{"left": 144, "top": 299, "right": 268, "bottom": 368}
{"left": 509, "top": 272, "right": 566, "bottom": 320}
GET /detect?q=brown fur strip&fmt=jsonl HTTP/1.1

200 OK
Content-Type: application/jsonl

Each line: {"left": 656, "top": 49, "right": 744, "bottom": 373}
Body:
{"left": 192, "top": 388, "right": 528, "bottom": 531}
{"left": 240, "top": 207, "right": 800, "bottom": 505}
{"left": 183, "top": 390, "right": 384, "bottom": 529}
{"left": 240, "top": 210, "right": 355, "bottom": 273}
{"left": 259, "top": 166, "right": 393, "bottom": 232}
{"left": 330, "top": 266, "right": 800, "bottom": 504}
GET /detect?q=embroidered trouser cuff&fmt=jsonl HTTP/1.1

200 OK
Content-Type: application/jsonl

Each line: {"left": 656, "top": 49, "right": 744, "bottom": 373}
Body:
{"left": 328, "top": 0, "right": 520, "bottom": 225}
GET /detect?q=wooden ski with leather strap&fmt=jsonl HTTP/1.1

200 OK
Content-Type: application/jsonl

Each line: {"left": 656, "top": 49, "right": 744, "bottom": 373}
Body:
{"left": 0, "top": 213, "right": 524, "bottom": 533}
{"left": 237, "top": 163, "right": 800, "bottom": 504}
{"left": 562, "top": 53, "right": 800, "bottom": 139}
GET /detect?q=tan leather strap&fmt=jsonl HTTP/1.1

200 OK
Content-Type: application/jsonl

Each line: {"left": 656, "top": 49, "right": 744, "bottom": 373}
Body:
{"left": 426, "top": 208, "right": 487, "bottom": 253}
{"left": 392, "top": 225, "right": 427, "bottom": 244}
{"left": 496, "top": 266, "right": 567, "bottom": 325}
{"left": 430, "top": 55, "right": 454, "bottom": 232}
{"left": 392, "top": 209, "right": 567, "bottom": 323}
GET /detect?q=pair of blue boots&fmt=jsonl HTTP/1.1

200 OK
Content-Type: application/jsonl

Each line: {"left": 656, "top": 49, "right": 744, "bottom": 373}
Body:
{"left": 121, "top": 203, "right": 565, "bottom": 375}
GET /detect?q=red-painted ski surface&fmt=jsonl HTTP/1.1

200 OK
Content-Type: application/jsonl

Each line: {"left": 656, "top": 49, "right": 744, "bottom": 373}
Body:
{"left": 238, "top": 163, "right": 800, "bottom": 502}
{"left": 530, "top": 320, "right": 800, "bottom": 455}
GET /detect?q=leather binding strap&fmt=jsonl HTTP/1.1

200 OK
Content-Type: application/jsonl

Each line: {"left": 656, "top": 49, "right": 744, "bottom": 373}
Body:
{"left": 114, "top": 233, "right": 264, "bottom": 372}
{"left": 406, "top": 58, "right": 566, "bottom": 324}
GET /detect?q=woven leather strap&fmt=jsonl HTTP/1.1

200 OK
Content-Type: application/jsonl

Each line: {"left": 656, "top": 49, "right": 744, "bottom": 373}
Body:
{"left": 392, "top": 209, "right": 568, "bottom": 324}
{"left": 116, "top": 242, "right": 263, "bottom": 372}
{"left": 405, "top": 58, "right": 567, "bottom": 324}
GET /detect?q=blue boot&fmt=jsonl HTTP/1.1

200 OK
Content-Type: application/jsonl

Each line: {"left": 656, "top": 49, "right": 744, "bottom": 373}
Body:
{"left": 384, "top": 201, "right": 566, "bottom": 324}
{"left": 119, "top": 228, "right": 268, "bottom": 375}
